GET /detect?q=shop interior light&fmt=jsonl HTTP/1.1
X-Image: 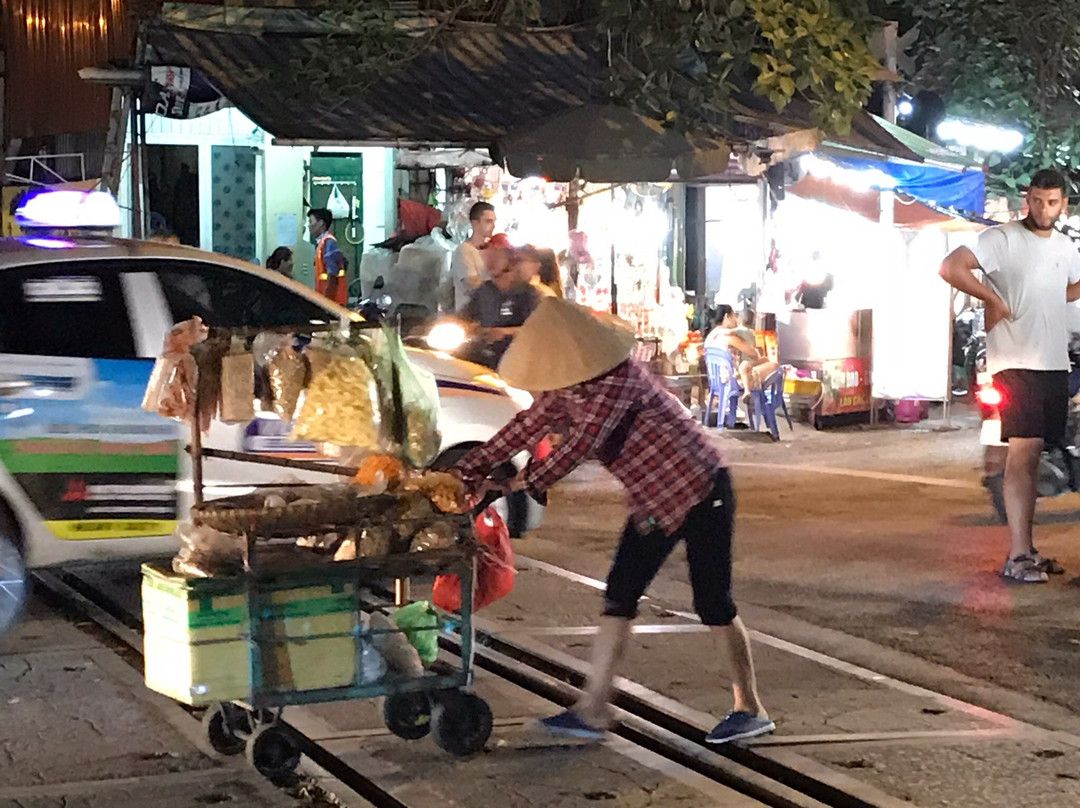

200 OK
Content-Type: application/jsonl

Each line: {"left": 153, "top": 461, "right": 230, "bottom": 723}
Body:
{"left": 799, "top": 154, "right": 898, "bottom": 194}
{"left": 936, "top": 118, "right": 1024, "bottom": 154}
{"left": 15, "top": 189, "right": 121, "bottom": 230}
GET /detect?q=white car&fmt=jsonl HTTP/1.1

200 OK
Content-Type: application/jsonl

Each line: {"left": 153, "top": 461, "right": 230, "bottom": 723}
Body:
{"left": 0, "top": 237, "right": 538, "bottom": 600}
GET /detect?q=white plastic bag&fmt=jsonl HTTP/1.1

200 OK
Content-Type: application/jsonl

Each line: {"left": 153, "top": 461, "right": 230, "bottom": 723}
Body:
{"left": 327, "top": 184, "right": 351, "bottom": 220}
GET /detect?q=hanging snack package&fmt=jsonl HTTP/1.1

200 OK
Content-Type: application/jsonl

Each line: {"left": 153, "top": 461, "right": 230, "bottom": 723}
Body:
{"left": 267, "top": 343, "right": 308, "bottom": 422}
{"left": 291, "top": 349, "right": 386, "bottom": 451}
{"left": 191, "top": 329, "right": 230, "bottom": 429}
{"left": 143, "top": 317, "right": 209, "bottom": 421}
{"left": 220, "top": 338, "right": 256, "bottom": 423}
{"left": 382, "top": 325, "right": 441, "bottom": 467}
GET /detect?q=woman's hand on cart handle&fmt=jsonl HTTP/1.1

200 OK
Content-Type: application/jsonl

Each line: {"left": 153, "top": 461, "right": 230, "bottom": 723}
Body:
{"left": 487, "top": 469, "right": 527, "bottom": 495}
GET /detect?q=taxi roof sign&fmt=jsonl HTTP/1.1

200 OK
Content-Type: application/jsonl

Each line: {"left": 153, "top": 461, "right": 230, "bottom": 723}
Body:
{"left": 15, "top": 189, "right": 121, "bottom": 230}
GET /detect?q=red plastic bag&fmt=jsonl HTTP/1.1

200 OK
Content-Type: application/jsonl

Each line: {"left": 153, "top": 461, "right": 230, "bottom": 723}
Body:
{"left": 433, "top": 509, "right": 515, "bottom": 613}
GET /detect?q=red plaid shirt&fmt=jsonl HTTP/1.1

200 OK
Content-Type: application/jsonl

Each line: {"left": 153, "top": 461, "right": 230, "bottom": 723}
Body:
{"left": 456, "top": 359, "right": 726, "bottom": 535}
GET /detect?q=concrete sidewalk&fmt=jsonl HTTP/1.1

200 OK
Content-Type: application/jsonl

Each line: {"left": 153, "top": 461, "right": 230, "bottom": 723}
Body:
{"left": 0, "top": 598, "right": 297, "bottom": 808}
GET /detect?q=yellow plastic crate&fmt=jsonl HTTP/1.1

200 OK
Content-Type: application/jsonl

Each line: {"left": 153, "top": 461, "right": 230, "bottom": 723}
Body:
{"left": 141, "top": 564, "right": 359, "bottom": 706}
{"left": 784, "top": 377, "right": 822, "bottom": 396}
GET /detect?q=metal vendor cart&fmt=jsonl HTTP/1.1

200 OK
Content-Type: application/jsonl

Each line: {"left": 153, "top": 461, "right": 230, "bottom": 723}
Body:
{"left": 140, "top": 321, "right": 493, "bottom": 779}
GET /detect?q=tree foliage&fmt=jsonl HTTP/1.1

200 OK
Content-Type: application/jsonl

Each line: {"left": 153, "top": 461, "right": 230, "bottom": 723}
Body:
{"left": 895, "top": 0, "right": 1080, "bottom": 197}
{"left": 599, "top": 0, "right": 882, "bottom": 136}
{"left": 283, "top": 0, "right": 883, "bottom": 139}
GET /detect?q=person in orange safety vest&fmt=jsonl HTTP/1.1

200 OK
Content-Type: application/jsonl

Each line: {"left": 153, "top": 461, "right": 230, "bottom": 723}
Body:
{"left": 308, "top": 207, "right": 349, "bottom": 305}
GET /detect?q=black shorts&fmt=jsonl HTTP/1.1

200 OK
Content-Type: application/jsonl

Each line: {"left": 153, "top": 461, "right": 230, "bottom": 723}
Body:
{"left": 994, "top": 369, "right": 1068, "bottom": 446}
{"left": 603, "top": 470, "right": 737, "bottom": 626}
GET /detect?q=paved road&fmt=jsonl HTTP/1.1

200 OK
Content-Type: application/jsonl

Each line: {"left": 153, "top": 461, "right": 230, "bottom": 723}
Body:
{"left": 531, "top": 417, "right": 1080, "bottom": 713}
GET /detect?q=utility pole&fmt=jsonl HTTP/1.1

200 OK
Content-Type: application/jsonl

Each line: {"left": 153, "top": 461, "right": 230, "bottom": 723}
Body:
{"left": 882, "top": 22, "right": 899, "bottom": 124}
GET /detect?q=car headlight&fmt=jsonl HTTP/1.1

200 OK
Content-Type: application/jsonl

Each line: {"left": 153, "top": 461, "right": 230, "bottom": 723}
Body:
{"left": 426, "top": 322, "right": 468, "bottom": 352}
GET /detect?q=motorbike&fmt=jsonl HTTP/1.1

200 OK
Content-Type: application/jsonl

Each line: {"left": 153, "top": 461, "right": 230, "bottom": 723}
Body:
{"left": 351, "top": 275, "right": 433, "bottom": 334}
{"left": 952, "top": 308, "right": 985, "bottom": 399}
{"left": 977, "top": 335, "right": 1080, "bottom": 523}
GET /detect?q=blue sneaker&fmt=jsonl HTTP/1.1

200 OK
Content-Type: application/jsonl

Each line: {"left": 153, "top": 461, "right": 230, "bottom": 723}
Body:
{"left": 705, "top": 711, "right": 775, "bottom": 744}
{"left": 536, "top": 710, "right": 606, "bottom": 741}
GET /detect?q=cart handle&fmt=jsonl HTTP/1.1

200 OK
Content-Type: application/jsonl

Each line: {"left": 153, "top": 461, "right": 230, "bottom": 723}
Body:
{"left": 185, "top": 445, "right": 358, "bottom": 478}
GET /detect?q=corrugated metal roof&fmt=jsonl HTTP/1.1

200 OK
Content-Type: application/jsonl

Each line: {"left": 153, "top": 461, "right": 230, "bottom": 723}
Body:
{"left": 146, "top": 19, "right": 924, "bottom": 165}
{"left": 147, "top": 22, "right": 604, "bottom": 145}
{"left": 3, "top": 0, "right": 134, "bottom": 139}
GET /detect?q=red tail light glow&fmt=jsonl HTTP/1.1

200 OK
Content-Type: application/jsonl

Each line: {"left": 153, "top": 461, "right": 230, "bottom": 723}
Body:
{"left": 976, "top": 385, "right": 1003, "bottom": 408}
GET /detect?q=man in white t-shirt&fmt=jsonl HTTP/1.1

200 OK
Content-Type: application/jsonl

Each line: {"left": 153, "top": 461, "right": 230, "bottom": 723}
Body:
{"left": 940, "top": 169, "right": 1080, "bottom": 583}
{"left": 450, "top": 202, "right": 496, "bottom": 311}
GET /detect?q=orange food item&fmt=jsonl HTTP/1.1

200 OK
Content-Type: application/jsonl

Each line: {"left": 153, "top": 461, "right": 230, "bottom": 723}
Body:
{"left": 352, "top": 454, "right": 405, "bottom": 487}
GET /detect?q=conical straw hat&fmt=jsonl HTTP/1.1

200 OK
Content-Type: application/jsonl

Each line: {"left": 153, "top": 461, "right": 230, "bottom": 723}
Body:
{"left": 497, "top": 298, "right": 636, "bottom": 391}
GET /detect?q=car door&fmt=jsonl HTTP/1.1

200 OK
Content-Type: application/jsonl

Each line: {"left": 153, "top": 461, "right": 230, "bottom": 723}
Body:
{"left": 0, "top": 262, "right": 181, "bottom": 561}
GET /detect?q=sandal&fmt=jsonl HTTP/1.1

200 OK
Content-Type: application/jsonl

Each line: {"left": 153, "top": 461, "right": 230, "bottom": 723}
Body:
{"left": 1030, "top": 549, "right": 1065, "bottom": 575}
{"left": 1001, "top": 555, "right": 1049, "bottom": 584}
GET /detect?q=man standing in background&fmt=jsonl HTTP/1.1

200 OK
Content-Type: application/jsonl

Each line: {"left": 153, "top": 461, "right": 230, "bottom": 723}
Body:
{"left": 939, "top": 168, "right": 1080, "bottom": 583}
{"left": 451, "top": 202, "right": 496, "bottom": 311}
{"left": 309, "top": 207, "right": 348, "bottom": 305}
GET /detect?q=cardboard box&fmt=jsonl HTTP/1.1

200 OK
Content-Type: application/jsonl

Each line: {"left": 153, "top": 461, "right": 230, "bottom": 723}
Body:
{"left": 141, "top": 564, "right": 359, "bottom": 706}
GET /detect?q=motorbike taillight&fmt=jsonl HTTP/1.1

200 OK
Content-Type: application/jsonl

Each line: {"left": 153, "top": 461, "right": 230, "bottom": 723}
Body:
{"left": 976, "top": 384, "right": 1003, "bottom": 409}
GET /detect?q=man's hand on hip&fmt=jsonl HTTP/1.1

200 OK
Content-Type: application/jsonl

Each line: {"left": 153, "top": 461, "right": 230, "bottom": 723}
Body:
{"left": 985, "top": 295, "right": 1012, "bottom": 332}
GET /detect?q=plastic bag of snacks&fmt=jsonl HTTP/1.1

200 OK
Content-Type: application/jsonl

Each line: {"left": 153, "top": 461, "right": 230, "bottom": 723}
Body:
{"left": 191, "top": 329, "right": 230, "bottom": 427}
{"left": 219, "top": 338, "right": 255, "bottom": 424}
{"left": 291, "top": 347, "right": 387, "bottom": 451}
{"left": 172, "top": 522, "right": 244, "bottom": 578}
{"left": 142, "top": 317, "right": 209, "bottom": 421}
{"left": 433, "top": 509, "right": 514, "bottom": 612}
{"left": 381, "top": 325, "right": 441, "bottom": 467}
{"left": 393, "top": 600, "right": 441, "bottom": 666}
{"left": 267, "top": 344, "right": 308, "bottom": 422}
{"left": 400, "top": 470, "right": 469, "bottom": 513}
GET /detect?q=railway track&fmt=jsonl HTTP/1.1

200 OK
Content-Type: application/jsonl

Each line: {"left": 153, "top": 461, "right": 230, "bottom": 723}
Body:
{"left": 28, "top": 564, "right": 904, "bottom": 808}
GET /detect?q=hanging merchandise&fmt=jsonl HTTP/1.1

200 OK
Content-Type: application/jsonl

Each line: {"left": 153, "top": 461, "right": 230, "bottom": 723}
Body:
{"left": 142, "top": 317, "right": 209, "bottom": 421}
{"left": 220, "top": 338, "right": 255, "bottom": 424}
{"left": 381, "top": 325, "right": 441, "bottom": 467}
{"left": 327, "top": 183, "right": 351, "bottom": 220}
{"left": 432, "top": 509, "right": 514, "bottom": 612}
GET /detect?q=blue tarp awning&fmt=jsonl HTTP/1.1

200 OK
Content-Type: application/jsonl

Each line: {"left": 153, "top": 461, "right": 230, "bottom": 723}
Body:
{"left": 832, "top": 156, "right": 986, "bottom": 215}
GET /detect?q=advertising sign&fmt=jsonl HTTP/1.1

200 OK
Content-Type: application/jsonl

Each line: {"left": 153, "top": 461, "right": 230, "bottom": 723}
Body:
{"left": 821, "top": 357, "right": 871, "bottom": 416}
{"left": 0, "top": 357, "right": 180, "bottom": 540}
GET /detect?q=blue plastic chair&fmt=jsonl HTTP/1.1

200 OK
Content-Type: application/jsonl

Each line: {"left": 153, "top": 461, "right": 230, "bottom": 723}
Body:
{"left": 748, "top": 366, "right": 794, "bottom": 441}
{"left": 703, "top": 347, "right": 744, "bottom": 430}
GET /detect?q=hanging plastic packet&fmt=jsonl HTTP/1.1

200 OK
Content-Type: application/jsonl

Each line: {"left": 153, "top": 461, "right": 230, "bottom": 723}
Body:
{"left": 381, "top": 325, "right": 441, "bottom": 467}
{"left": 392, "top": 601, "right": 441, "bottom": 666}
{"left": 220, "top": 337, "right": 256, "bottom": 424}
{"left": 291, "top": 347, "right": 386, "bottom": 451}
{"left": 142, "top": 317, "right": 209, "bottom": 422}
{"left": 191, "top": 329, "right": 230, "bottom": 428}
{"left": 267, "top": 343, "right": 308, "bottom": 421}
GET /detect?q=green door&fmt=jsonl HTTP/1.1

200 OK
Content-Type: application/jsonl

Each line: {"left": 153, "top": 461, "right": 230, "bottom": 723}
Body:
{"left": 308, "top": 154, "right": 364, "bottom": 296}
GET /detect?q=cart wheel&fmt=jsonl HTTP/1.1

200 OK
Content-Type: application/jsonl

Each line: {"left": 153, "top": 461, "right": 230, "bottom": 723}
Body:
{"left": 431, "top": 691, "right": 493, "bottom": 757}
{"left": 246, "top": 724, "right": 302, "bottom": 780}
{"left": 202, "top": 702, "right": 247, "bottom": 756}
{"left": 383, "top": 692, "right": 432, "bottom": 740}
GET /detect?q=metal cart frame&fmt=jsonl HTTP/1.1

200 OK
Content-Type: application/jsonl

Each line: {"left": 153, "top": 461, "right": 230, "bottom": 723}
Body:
{"left": 162, "top": 320, "right": 492, "bottom": 777}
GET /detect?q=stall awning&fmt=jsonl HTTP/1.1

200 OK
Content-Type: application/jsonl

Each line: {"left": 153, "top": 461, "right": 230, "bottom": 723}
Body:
{"left": 822, "top": 114, "right": 986, "bottom": 215}
{"left": 146, "top": 16, "right": 938, "bottom": 162}
{"left": 146, "top": 22, "right": 604, "bottom": 145}
{"left": 789, "top": 175, "right": 987, "bottom": 230}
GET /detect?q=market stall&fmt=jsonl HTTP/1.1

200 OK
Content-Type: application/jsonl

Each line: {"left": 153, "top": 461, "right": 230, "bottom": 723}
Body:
{"left": 139, "top": 317, "right": 511, "bottom": 777}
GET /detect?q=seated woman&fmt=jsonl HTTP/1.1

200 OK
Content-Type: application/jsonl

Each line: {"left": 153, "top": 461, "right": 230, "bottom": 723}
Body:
{"left": 704, "top": 306, "right": 780, "bottom": 404}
